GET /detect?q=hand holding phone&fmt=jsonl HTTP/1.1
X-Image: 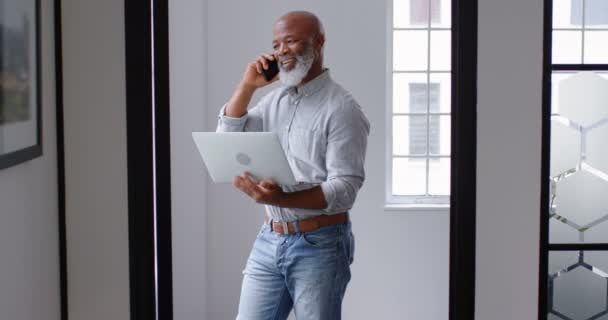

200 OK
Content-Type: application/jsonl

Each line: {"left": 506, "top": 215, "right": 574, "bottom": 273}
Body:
{"left": 262, "top": 58, "right": 279, "bottom": 82}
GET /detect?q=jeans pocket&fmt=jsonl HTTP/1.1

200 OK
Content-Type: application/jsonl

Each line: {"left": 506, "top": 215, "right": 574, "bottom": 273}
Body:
{"left": 256, "top": 223, "right": 269, "bottom": 239}
{"left": 300, "top": 225, "right": 340, "bottom": 248}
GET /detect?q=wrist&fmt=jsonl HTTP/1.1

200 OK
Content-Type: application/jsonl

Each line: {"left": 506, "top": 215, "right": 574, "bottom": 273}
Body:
{"left": 275, "top": 190, "right": 290, "bottom": 207}
{"left": 238, "top": 81, "right": 257, "bottom": 93}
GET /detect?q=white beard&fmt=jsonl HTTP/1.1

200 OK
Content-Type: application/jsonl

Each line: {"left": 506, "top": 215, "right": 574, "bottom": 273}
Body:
{"left": 278, "top": 46, "right": 315, "bottom": 87}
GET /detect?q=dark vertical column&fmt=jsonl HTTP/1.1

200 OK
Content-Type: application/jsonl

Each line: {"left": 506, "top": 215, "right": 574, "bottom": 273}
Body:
{"left": 124, "top": 0, "right": 156, "bottom": 319}
{"left": 449, "top": 0, "right": 478, "bottom": 319}
{"left": 54, "top": 0, "right": 68, "bottom": 319}
{"left": 152, "top": 0, "right": 174, "bottom": 319}
{"left": 538, "top": 0, "right": 553, "bottom": 319}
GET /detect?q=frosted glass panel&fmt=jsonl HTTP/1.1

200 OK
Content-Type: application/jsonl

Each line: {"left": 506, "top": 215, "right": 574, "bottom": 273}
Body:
{"left": 551, "top": 73, "right": 575, "bottom": 114}
{"left": 587, "top": 122, "right": 608, "bottom": 176}
{"left": 558, "top": 72, "right": 608, "bottom": 127}
{"left": 549, "top": 217, "right": 581, "bottom": 244}
{"left": 548, "top": 251, "right": 608, "bottom": 320}
{"left": 550, "top": 72, "right": 608, "bottom": 244}
{"left": 552, "top": 31, "right": 583, "bottom": 64}
{"left": 393, "top": 30, "right": 428, "bottom": 71}
{"left": 553, "top": 0, "right": 583, "bottom": 29}
{"left": 549, "top": 117, "right": 580, "bottom": 177}
{"left": 428, "top": 158, "right": 450, "bottom": 195}
{"left": 393, "top": 158, "right": 426, "bottom": 195}
{"left": 430, "top": 31, "right": 451, "bottom": 70}
{"left": 584, "top": 31, "right": 608, "bottom": 64}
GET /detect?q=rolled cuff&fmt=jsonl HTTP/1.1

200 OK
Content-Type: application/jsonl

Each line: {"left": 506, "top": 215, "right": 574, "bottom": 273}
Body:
{"left": 216, "top": 104, "right": 248, "bottom": 132}
{"left": 320, "top": 176, "right": 362, "bottom": 213}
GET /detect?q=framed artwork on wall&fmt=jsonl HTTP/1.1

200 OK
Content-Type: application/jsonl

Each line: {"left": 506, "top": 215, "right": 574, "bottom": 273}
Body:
{"left": 0, "top": 0, "right": 42, "bottom": 170}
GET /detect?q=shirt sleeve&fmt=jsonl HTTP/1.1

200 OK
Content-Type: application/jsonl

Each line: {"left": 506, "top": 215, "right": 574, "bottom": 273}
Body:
{"left": 215, "top": 92, "right": 271, "bottom": 132}
{"left": 320, "top": 98, "right": 370, "bottom": 213}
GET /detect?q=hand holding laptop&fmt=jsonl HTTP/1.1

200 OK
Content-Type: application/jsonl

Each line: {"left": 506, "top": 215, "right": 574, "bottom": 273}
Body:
{"left": 192, "top": 132, "right": 297, "bottom": 186}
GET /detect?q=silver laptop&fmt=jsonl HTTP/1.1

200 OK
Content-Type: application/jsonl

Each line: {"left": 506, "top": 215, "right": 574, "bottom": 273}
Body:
{"left": 192, "top": 132, "right": 297, "bottom": 185}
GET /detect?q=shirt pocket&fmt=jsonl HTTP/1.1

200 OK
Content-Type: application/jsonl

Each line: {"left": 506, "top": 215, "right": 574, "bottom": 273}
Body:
{"left": 287, "top": 127, "right": 327, "bottom": 180}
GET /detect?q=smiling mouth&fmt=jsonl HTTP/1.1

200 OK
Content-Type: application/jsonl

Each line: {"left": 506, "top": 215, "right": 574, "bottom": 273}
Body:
{"left": 281, "top": 58, "right": 296, "bottom": 67}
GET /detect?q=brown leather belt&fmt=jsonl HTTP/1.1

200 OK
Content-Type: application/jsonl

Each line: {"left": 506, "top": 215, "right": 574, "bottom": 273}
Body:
{"left": 264, "top": 212, "right": 348, "bottom": 235}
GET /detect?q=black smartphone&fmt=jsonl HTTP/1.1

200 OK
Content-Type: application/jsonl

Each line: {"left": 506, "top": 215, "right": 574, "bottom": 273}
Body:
{"left": 262, "top": 59, "right": 279, "bottom": 82}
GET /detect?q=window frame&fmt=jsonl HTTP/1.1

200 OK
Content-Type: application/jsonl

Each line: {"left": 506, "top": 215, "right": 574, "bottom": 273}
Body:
{"left": 386, "top": 0, "right": 452, "bottom": 207}
{"left": 539, "top": 0, "right": 608, "bottom": 319}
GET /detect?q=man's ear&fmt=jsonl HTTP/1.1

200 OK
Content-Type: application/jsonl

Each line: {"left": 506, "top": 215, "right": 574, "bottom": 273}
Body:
{"left": 315, "top": 34, "right": 325, "bottom": 56}
{"left": 316, "top": 33, "right": 325, "bottom": 50}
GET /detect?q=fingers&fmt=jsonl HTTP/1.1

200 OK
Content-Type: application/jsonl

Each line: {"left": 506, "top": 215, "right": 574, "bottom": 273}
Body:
{"left": 233, "top": 173, "right": 263, "bottom": 200}
{"left": 255, "top": 54, "right": 275, "bottom": 72}
{"left": 259, "top": 179, "right": 278, "bottom": 190}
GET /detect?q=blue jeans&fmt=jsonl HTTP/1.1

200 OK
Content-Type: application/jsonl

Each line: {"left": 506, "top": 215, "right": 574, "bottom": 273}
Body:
{"left": 236, "top": 220, "right": 355, "bottom": 320}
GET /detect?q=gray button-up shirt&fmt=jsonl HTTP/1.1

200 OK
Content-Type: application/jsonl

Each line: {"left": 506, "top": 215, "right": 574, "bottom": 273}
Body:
{"left": 216, "top": 69, "right": 370, "bottom": 222}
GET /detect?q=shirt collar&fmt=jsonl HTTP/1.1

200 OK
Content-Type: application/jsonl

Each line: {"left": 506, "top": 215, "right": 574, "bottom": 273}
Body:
{"left": 284, "top": 68, "right": 331, "bottom": 97}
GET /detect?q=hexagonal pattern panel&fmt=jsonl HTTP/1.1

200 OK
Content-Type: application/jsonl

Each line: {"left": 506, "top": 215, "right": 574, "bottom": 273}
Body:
{"left": 549, "top": 217, "right": 581, "bottom": 243}
{"left": 549, "top": 251, "right": 608, "bottom": 320}
{"left": 554, "top": 170, "right": 608, "bottom": 226}
{"left": 559, "top": 72, "right": 608, "bottom": 127}
{"left": 551, "top": 118, "right": 581, "bottom": 177}
{"left": 585, "top": 219, "right": 608, "bottom": 244}
{"left": 552, "top": 267, "right": 607, "bottom": 319}
{"left": 587, "top": 123, "right": 608, "bottom": 174}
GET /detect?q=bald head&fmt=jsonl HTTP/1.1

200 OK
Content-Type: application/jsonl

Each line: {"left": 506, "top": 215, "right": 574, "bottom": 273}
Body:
{"left": 275, "top": 11, "right": 325, "bottom": 41}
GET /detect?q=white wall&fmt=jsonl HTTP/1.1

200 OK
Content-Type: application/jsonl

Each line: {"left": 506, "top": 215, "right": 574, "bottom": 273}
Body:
{"left": 169, "top": 0, "right": 209, "bottom": 319}
{"left": 203, "top": 1, "right": 449, "bottom": 319}
{"left": 61, "top": 1, "right": 130, "bottom": 319}
{"left": 0, "top": 1, "right": 60, "bottom": 319}
{"left": 475, "top": 0, "right": 543, "bottom": 318}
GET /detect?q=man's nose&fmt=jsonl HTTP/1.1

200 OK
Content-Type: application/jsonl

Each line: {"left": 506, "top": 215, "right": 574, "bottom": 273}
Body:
{"left": 278, "top": 43, "right": 289, "bottom": 55}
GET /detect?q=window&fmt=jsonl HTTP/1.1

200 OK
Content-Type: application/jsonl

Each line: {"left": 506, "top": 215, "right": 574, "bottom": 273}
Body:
{"left": 541, "top": 0, "right": 608, "bottom": 319}
{"left": 388, "top": 0, "right": 452, "bottom": 205}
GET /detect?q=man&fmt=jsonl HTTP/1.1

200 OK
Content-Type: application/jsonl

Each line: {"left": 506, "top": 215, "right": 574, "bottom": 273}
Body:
{"left": 216, "top": 11, "right": 370, "bottom": 320}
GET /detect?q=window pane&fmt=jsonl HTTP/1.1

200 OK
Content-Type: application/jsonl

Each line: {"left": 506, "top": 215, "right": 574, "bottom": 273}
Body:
{"left": 548, "top": 251, "right": 608, "bottom": 320}
{"left": 394, "top": 115, "right": 434, "bottom": 156}
{"left": 393, "top": 116, "right": 410, "bottom": 155}
{"left": 430, "top": 30, "right": 451, "bottom": 70}
{"left": 430, "top": 73, "right": 451, "bottom": 113}
{"left": 584, "top": 0, "right": 608, "bottom": 28}
{"left": 552, "top": 31, "right": 583, "bottom": 64}
{"left": 431, "top": 0, "right": 451, "bottom": 28}
{"left": 393, "top": 30, "right": 428, "bottom": 71}
{"left": 584, "top": 31, "right": 608, "bottom": 64}
{"left": 553, "top": 0, "right": 583, "bottom": 29}
{"left": 393, "top": 158, "right": 427, "bottom": 195}
{"left": 428, "top": 158, "right": 450, "bottom": 195}
{"left": 393, "top": 73, "right": 428, "bottom": 113}
{"left": 429, "top": 115, "right": 450, "bottom": 155}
